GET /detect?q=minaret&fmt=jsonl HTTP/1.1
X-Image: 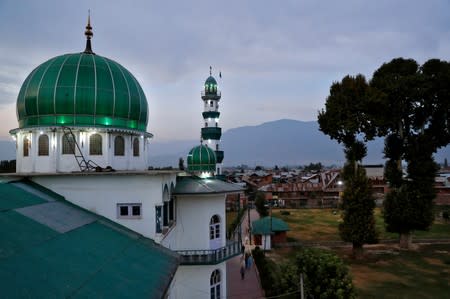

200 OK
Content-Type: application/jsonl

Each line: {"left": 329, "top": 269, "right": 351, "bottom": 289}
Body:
{"left": 201, "top": 67, "right": 224, "bottom": 175}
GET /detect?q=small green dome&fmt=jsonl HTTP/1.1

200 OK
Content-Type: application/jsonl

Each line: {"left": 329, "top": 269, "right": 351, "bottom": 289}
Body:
{"left": 204, "top": 76, "right": 218, "bottom": 95}
{"left": 16, "top": 52, "right": 148, "bottom": 131}
{"left": 187, "top": 144, "right": 216, "bottom": 172}
{"left": 205, "top": 76, "right": 217, "bottom": 85}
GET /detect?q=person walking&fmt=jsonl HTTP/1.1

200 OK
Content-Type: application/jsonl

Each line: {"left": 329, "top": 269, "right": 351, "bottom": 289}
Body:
{"left": 240, "top": 258, "right": 246, "bottom": 280}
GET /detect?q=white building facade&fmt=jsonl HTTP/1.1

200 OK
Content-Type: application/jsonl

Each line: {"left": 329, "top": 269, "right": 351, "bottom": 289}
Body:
{"left": 8, "top": 19, "right": 242, "bottom": 299}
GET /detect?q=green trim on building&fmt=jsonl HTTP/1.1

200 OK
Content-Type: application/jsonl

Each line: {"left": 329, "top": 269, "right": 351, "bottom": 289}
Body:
{"left": 201, "top": 127, "right": 222, "bottom": 140}
{"left": 187, "top": 144, "right": 216, "bottom": 172}
{"left": 173, "top": 176, "right": 243, "bottom": 195}
{"left": 202, "top": 111, "right": 220, "bottom": 119}
{"left": 16, "top": 53, "right": 148, "bottom": 132}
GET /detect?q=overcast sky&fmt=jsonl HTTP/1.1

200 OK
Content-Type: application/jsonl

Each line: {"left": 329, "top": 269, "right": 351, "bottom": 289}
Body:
{"left": 0, "top": 0, "right": 449, "bottom": 142}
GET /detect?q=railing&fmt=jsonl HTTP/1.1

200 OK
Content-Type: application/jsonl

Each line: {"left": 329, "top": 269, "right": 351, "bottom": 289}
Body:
{"left": 201, "top": 90, "right": 221, "bottom": 97}
{"left": 176, "top": 241, "right": 241, "bottom": 265}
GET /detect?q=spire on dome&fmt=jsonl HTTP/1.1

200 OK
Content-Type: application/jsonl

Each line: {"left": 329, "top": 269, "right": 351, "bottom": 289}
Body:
{"left": 84, "top": 10, "right": 95, "bottom": 54}
{"left": 210, "top": 66, "right": 212, "bottom": 76}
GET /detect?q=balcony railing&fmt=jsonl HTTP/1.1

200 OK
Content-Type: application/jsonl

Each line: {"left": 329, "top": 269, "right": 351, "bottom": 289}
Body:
{"left": 201, "top": 90, "right": 221, "bottom": 98}
{"left": 176, "top": 241, "right": 241, "bottom": 265}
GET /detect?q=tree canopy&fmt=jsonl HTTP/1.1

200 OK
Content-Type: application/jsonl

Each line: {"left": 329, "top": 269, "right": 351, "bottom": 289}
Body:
{"left": 318, "top": 74, "right": 378, "bottom": 257}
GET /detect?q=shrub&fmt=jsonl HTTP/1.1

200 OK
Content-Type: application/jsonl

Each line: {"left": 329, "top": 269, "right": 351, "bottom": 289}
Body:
{"left": 296, "top": 248, "right": 356, "bottom": 299}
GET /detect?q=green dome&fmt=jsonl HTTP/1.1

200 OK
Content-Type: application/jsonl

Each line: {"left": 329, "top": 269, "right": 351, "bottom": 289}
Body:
{"left": 205, "top": 76, "right": 217, "bottom": 85}
{"left": 187, "top": 144, "right": 216, "bottom": 172}
{"left": 204, "top": 76, "right": 218, "bottom": 95}
{"left": 16, "top": 52, "right": 148, "bottom": 131}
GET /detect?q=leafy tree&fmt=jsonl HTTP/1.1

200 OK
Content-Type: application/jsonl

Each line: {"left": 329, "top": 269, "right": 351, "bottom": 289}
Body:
{"left": 318, "top": 75, "right": 378, "bottom": 257}
{"left": 178, "top": 157, "right": 185, "bottom": 170}
{"left": 371, "top": 58, "right": 450, "bottom": 248}
{"left": 0, "top": 160, "right": 16, "bottom": 173}
{"left": 295, "top": 248, "right": 356, "bottom": 299}
{"left": 339, "top": 144, "right": 378, "bottom": 258}
{"left": 255, "top": 191, "right": 268, "bottom": 217}
{"left": 303, "top": 162, "right": 323, "bottom": 172}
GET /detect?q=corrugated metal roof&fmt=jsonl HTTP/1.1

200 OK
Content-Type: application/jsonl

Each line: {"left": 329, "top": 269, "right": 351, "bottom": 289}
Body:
{"left": 252, "top": 216, "right": 290, "bottom": 235}
{"left": 174, "top": 176, "right": 243, "bottom": 195}
{"left": 0, "top": 181, "right": 179, "bottom": 298}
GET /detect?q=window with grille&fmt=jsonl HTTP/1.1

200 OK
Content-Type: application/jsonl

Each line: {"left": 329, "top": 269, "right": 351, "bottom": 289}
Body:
{"left": 133, "top": 137, "right": 139, "bottom": 157}
{"left": 62, "top": 133, "right": 75, "bottom": 155}
{"left": 89, "top": 134, "right": 102, "bottom": 155}
{"left": 117, "top": 203, "right": 142, "bottom": 219}
{"left": 114, "top": 136, "right": 125, "bottom": 156}
{"left": 38, "top": 134, "right": 49, "bottom": 156}
{"left": 23, "top": 137, "right": 30, "bottom": 157}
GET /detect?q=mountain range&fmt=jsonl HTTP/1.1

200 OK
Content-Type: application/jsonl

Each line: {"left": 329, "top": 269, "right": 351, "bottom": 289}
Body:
{"left": 1, "top": 119, "right": 449, "bottom": 167}
{"left": 149, "top": 119, "right": 450, "bottom": 167}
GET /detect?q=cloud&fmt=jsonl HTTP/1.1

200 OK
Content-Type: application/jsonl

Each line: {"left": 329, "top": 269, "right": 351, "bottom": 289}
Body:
{"left": 1, "top": 0, "right": 450, "bottom": 140}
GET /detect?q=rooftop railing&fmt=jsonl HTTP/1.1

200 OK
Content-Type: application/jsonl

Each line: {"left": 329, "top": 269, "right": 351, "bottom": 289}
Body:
{"left": 176, "top": 241, "right": 241, "bottom": 265}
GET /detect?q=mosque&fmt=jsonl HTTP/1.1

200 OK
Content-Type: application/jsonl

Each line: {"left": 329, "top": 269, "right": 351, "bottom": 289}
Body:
{"left": 2, "top": 16, "right": 241, "bottom": 298}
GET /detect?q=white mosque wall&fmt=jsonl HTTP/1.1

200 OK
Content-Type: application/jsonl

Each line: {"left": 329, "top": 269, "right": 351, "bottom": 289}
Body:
{"left": 31, "top": 173, "right": 177, "bottom": 239}
{"left": 162, "top": 193, "right": 226, "bottom": 250}
{"left": 14, "top": 129, "right": 150, "bottom": 173}
{"left": 169, "top": 263, "right": 227, "bottom": 299}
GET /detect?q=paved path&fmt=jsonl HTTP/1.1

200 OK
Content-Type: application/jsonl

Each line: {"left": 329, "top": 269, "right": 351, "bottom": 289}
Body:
{"left": 227, "top": 208, "right": 264, "bottom": 299}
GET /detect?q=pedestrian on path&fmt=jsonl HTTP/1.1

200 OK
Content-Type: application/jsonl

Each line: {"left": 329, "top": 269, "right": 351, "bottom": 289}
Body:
{"left": 248, "top": 253, "right": 253, "bottom": 269}
{"left": 240, "top": 258, "right": 246, "bottom": 280}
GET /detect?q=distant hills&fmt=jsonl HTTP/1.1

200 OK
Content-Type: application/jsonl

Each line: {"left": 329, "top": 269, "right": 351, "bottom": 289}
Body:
{"left": 148, "top": 119, "right": 450, "bottom": 167}
{"left": 1, "top": 119, "right": 449, "bottom": 167}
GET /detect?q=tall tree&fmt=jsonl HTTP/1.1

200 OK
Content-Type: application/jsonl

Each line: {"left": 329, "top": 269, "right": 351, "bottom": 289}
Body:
{"left": 318, "top": 74, "right": 378, "bottom": 257}
{"left": 371, "top": 58, "right": 450, "bottom": 248}
{"left": 178, "top": 157, "right": 185, "bottom": 170}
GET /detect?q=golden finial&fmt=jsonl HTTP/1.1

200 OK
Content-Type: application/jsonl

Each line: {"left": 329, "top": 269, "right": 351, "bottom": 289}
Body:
{"left": 84, "top": 10, "right": 94, "bottom": 54}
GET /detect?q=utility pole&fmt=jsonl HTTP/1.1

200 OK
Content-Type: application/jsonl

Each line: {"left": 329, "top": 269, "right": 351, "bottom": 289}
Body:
{"left": 300, "top": 273, "right": 304, "bottom": 299}
{"left": 237, "top": 193, "right": 241, "bottom": 244}
{"left": 248, "top": 194, "right": 251, "bottom": 245}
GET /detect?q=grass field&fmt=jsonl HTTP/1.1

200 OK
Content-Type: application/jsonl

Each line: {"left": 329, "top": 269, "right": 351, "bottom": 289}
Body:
{"left": 275, "top": 207, "right": 450, "bottom": 241}
{"left": 268, "top": 207, "right": 450, "bottom": 298}
{"left": 345, "top": 244, "right": 450, "bottom": 299}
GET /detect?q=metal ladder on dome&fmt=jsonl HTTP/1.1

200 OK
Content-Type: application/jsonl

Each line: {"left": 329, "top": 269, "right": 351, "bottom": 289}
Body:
{"left": 62, "top": 127, "right": 100, "bottom": 172}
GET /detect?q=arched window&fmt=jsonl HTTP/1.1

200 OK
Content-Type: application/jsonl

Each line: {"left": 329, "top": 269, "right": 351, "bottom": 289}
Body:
{"left": 210, "top": 215, "right": 220, "bottom": 240}
{"left": 23, "top": 137, "right": 30, "bottom": 157}
{"left": 210, "top": 269, "right": 221, "bottom": 299}
{"left": 114, "top": 136, "right": 125, "bottom": 156}
{"left": 133, "top": 137, "right": 139, "bottom": 157}
{"left": 38, "top": 134, "right": 49, "bottom": 156}
{"left": 62, "top": 133, "right": 75, "bottom": 155}
{"left": 89, "top": 134, "right": 102, "bottom": 155}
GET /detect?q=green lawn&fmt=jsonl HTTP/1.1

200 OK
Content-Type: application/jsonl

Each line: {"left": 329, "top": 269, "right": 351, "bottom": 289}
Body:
{"left": 275, "top": 207, "right": 450, "bottom": 241}
{"left": 269, "top": 208, "right": 450, "bottom": 298}
{"left": 346, "top": 244, "right": 450, "bottom": 299}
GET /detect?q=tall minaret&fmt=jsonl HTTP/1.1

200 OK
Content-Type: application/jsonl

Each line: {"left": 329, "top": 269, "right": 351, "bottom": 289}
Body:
{"left": 201, "top": 67, "right": 224, "bottom": 175}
